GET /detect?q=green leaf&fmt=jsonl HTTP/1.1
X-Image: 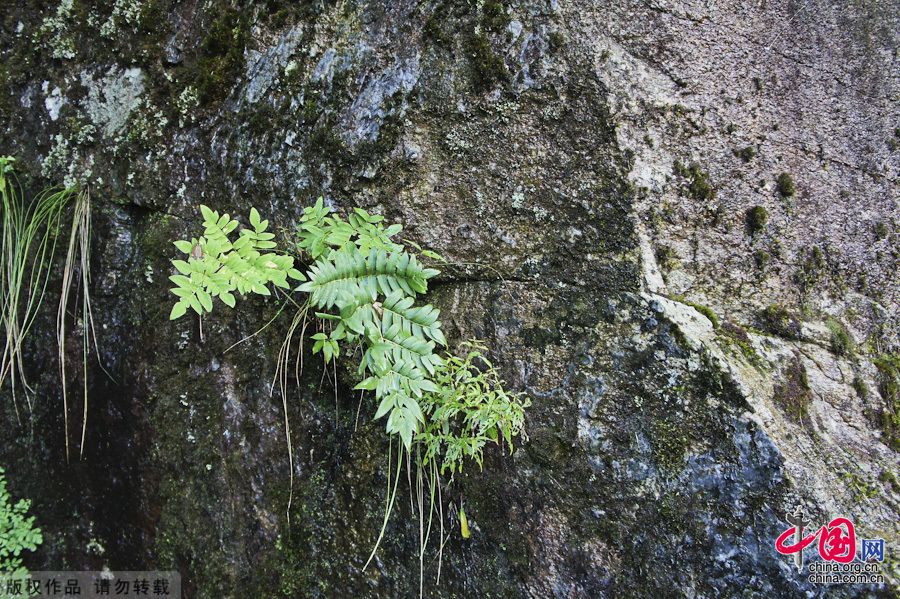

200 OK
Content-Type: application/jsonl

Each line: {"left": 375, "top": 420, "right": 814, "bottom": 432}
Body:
{"left": 315, "top": 312, "right": 341, "bottom": 321}
{"left": 188, "top": 295, "right": 203, "bottom": 315}
{"left": 399, "top": 420, "right": 413, "bottom": 450}
{"left": 197, "top": 289, "right": 213, "bottom": 312}
{"left": 220, "top": 291, "right": 236, "bottom": 308}
{"left": 421, "top": 249, "right": 446, "bottom": 262}
{"left": 200, "top": 204, "right": 215, "bottom": 222}
{"left": 355, "top": 377, "right": 378, "bottom": 391}
{"left": 169, "top": 301, "right": 188, "bottom": 320}
{"left": 374, "top": 396, "right": 395, "bottom": 420}
{"left": 249, "top": 207, "right": 261, "bottom": 229}
{"left": 169, "top": 274, "right": 192, "bottom": 288}
{"left": 172, "top": 259, "right": 191, "bottom": 275}
{"left": 174, "top": 240, "right": 193, "bottom": 254}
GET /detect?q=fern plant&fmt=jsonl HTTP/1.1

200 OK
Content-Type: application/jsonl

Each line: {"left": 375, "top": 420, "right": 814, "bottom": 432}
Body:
{"left": 0, "top": 466, "right": 42, "bottom": 575}
{"left": 419, "top": 341, "right": 530, "bottom": 476}
{"left": 169, "top": 205, "right": 303, "bottom": 320}
{"left": 168, "top": 199, "right": 529, "bottom": 595}
{"left": 295, "top": 199, "right": 445, "bottom": 450}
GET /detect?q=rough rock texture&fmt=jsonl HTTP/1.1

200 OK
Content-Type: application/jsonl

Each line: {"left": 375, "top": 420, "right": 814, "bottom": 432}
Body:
{"left": 0, "top": 0, "right": 897, "bottom": 597}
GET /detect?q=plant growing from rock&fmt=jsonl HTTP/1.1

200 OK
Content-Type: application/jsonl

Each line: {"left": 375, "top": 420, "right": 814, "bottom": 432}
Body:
{"left": 0, "top": 466, "right": 43, "bottom": 576}
{"left": 776, "top": 172, "right": 796, "bottom": 197}
{"left": 168, "top": 205, "right": 303, "bottom": 323}
{"left": 1, "top": 157, "right": 72, "bottom": 414}
{"left": 169, "top": 198, "right": 530, "bottom": 594}
{"left": 1, "top": 157, "right": 102, "bottom": 461}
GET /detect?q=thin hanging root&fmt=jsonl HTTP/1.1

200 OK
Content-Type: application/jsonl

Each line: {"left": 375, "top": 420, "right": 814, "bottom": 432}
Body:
{"left": 422, "top": 457, "right": 437, "bottom": 558}
{"left": 57, "top": 190, "right": 102, "bottom": 462}
{"left": 417, "top": 450, "right": 424, "bottom": 599}
{"left": 333, "top": 349, "right": 338, "bottom": 422}
{"left": 364, "top": 437, "right": 404, "bottom": 571}
{"left": 416, "top": 449, "right": 440, "bottom": 599}
{"left": 271, "top": 301, "right": 310, "bottom": 525}
{"left": 57, "top": 198, "right": 79, "bottom": 462}
{"left": 77, "top": 190, "right": 94, "bottom": 460}
{"left": 436, "top": 463, "right": 446, "bottom": 586}
{"left": 293, "top": 310, "right": 309, "bottom": 394}
{"left": 407, "top": 450, "right": 415, "bottom": 512}
{"left": 223, "top": 296, "right": 290, "bottom": 354}
{"left": 354, "top": 389, "right": 364, "bottom": 432}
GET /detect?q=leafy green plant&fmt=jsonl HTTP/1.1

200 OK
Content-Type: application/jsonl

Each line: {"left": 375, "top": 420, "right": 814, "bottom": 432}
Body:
{"left": 0, "top": 466, "right": 43, "bottom": 575}
{"left": 825, "top": 317, "right": 854, "bottom": 356}
{"left": 294, "top": 199, "right": 446, "bottom": 450}
{"left": 169, "top": 199, "right": 530, "bottom": 594}
{"left": 168, "top": 205, "right": 303, "bottom": 321}
{"left": 419, "top": 341, "right": 529, "bottom": 476}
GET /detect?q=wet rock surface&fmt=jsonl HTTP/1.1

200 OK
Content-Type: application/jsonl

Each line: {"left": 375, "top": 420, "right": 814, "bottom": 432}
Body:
{"left": 0, "top": 0, "right": 897, "bottom": 597}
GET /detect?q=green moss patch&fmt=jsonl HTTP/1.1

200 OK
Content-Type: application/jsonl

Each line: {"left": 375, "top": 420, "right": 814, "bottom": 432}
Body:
{"left": 776, "top": 172, "right": 796, "bottom": 197}
{"left": 674, "top": 161, "right": 716, "bottom": 202}
{"left": 194, "top": 9, "right": 248, "bottom": 105}
{"left": 745, "top": 205, "right": 768, "bottom": 236}
{"left": 825, "top": 318, "right": 854, "bottom": 356}
{"left": 758, "top": 304, "right": 802, "bottom": 340}
{"left": 672, "top": 295, "right": 719, "bottom": 329}
{"left": 734, "top": 146, "right": 756, "bottom": 162}
{"left": 468, "top": 32, "right": 508, "bottom": 91}
{"left": 873, "top": 354, "right": 900, "bottom": 451}
{"left": 650, "top": 419, "right": 691, "bottom": 470}
{"left": 773, "top": 355, "right": 813, "bottom": 422}
{"left": 719, "top": 321, "right": 765, "bottom": 368}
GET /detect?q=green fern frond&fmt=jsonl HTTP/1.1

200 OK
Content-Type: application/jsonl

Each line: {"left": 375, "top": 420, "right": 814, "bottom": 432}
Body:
{"left": 169, "top": 205, "right": 302, "bottom": 320}
{"left": 381, "top": 291, "right": 446, "bottom": 346}
{"left": 296, "top": 197, "right": 404, "bottom": 260}
{"left": 334, "top": 289, "right": 445, "bottom": 348}
{"left": 299, "top": 247, "right": 437, "bottom": 310}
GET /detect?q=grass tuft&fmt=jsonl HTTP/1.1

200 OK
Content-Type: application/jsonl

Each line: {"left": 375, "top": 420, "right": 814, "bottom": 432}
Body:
{"left": 0, "top": 156, "right": 73, "bottom": 418}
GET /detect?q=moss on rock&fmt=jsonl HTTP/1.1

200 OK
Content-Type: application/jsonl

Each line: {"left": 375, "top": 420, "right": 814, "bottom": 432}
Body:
{"left": 758, "top": 304, "right": 802, "bottom": 340}
{"left": 873, "top": 354, "right": 900, "bottom": 451}
{"left": 776, "top": 172, "right": 796, "bottom": 197}
{"left": 745, "top": 205, "right": 768, "bottom": 236}
{"left": 194, "top": 8, "right": 248, "bottom": 105}
{"left": 825, "top": 317, "right": 853, "bottom": 356}
{"left": 674, "top": 161, "right": 716, "bottom": 202}
{"left": 774, "top": 355, "right": 813, "bottom": 422}
{"left": 468, "top": 32, "right": 508, "bottom": 91}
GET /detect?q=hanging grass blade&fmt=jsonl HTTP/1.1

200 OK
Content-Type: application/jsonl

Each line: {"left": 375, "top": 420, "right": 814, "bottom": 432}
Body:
{"left": 0, "top": 157, "right": 73, "bottom": 422}
{"left": 57, "top": 189, "right": 105, "bottom": 462}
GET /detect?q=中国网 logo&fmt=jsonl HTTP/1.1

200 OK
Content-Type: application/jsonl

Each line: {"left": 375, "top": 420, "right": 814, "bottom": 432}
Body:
{"left": 775, "top": 515, "right": 887, "bottom": 585}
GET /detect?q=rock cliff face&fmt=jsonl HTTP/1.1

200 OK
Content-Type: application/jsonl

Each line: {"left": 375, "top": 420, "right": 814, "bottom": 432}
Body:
{"left": 0, "top": 0, "right": 897, "bottom": 597}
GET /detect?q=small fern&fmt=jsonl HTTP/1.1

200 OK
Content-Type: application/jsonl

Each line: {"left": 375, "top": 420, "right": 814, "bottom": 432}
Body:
{"left": 169, "top": 205, "right": 303, "bottom": 320}
{"left": 300, "top": 247, "right": 437, "bottom": 309}
{"left": 0, "top": 466, "right": 43, "bottom": 575}
{"left": 296, "top": 197, "right": 404, "bottom": 260}
{"left": 419, "top": 341, "right": 530, "bottom": 476}
{"left": 297, "top": 221, "right": 445, "bottom": 449}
